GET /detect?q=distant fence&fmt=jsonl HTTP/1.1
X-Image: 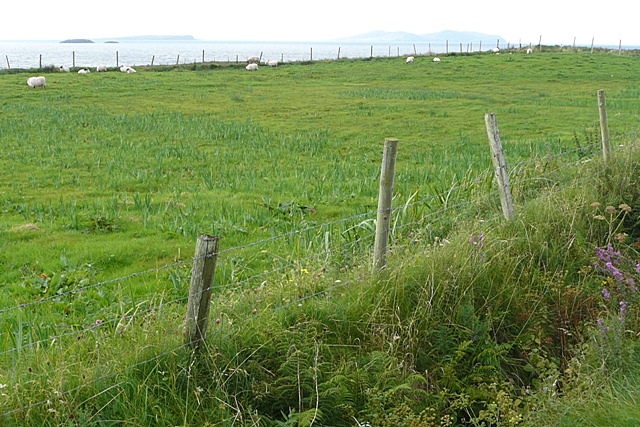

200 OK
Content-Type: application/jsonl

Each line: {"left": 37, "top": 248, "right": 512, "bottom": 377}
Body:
{"left": 0, "top": 89, "right": 627, "bottom": 419}
{"left": 2, "top": 37, "right": 638, "bottom": 70}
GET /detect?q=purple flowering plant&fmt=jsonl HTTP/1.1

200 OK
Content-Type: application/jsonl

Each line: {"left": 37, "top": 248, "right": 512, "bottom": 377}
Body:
{"left": 593, "top": 242, "right": 639, "bottom": 337}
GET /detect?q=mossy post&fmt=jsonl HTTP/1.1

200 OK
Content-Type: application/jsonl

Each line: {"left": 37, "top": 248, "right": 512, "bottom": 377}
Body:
{"left": 485, "top": 113, "right": 516, "bottom": 221}
{"left": 184, "top": 235, "right": 220, "bottom": 349}
{"left": 373, "top": 138, "right": 399, "bottom": 273}
{"left": 598, "top": 89, "right": 611, "bottom": 162}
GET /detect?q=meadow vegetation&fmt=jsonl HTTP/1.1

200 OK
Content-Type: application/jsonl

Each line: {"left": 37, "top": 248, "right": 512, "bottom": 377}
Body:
{"left": 1, "top": 46, "right": 640, "bottom": 425}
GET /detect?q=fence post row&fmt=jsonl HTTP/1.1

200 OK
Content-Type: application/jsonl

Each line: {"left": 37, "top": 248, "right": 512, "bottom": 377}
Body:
{"left": 485, "top": 113, "right": 516, "bottom": 221}
{"left": 597, "top": 89, "right": 611, "bottom": 162}
{"left": 184, "top": 234, "right": 220, "bottom": 349}
{"left": 373, "top": 138, "right": 399, "bottom": 273}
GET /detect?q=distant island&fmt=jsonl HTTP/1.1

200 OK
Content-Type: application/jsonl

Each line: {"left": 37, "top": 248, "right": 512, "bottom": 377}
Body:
{"left": 60, "top": 39, "right": 94, "bottom": 44}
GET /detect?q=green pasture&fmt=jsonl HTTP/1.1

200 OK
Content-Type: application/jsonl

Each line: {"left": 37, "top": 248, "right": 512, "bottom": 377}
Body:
{"left": 2, "top": 50, "right": 638, "bottom": 281}
{"left": 2, "top": 48, "right": 640, "bottom": 425}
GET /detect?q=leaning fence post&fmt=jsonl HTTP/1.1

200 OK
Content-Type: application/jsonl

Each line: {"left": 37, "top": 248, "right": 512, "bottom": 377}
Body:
{"left": 597, "top": 89, "right": 611, "bottom": 162}
{"left": 373, "top": 138, "right": 399, "bottom": 273}
{"left": 485, "top": 113, "right": 516, "bottom": 221}
{"left": 184, "top": 235, "right": 220, "bottom": 349}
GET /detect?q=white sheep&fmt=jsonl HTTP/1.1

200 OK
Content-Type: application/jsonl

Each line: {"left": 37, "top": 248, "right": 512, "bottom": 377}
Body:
{"left": 246, "top": 63, "right": 259, "bottom": 71}
{"left": 77, "top": 68, "right": 90, "bottom": 74}
{"left": 26, "top": 76, "right": 46, "bottom": 88}
{"left": 526, "top": 48, "right": 533, "bottom": 54}
{"left": 96, "top": 65, "right": 107, "bottom": 72}
{"left": 406, "top": 56, "right": 414, "bottom": 63}
{"left": 119, "top": 65, "right": 136, "bottom": 73}
{"left": 433, "top": 57, "right": 441, "bottom": 62}
{"left": 247, "top": 55, "right": 260, "bottom": 64}
{"left": 59, "top": 65, "right": 70, "bottom": 72}
{"left": 266, "top": 60, "right": 278, "bottom": 67}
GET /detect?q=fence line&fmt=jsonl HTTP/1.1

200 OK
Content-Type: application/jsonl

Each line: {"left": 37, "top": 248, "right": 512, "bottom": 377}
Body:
{"left": 0, "top": 140, "right": 607, "bottom": 320}
{"left": 2, "top": 108, "right": 634, "bottom": 418}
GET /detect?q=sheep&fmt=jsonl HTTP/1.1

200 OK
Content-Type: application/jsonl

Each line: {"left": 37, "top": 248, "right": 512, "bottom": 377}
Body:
{"left": 26, "top": 76, "right": 46, "bottom": 88}
{"left": 77, "top": 68, "right": 90, "bottom": 74}
{"left": 246, "top": 63, "right": 259, "bottom": 71}
{"left": 433, "top": 57, "right": 441, "bottom": 62}
{"left": 119, "top": 65, "right": 136, "bottom": 73}
{"left": 59, "top": 65, "right": 70, "bottom": 72}
{"left": 247, "top": 56, "right": 260, "bottom": 64}
{"left": 526, "top": 48, "right": 533, "bottom": 54}
{"left": 96, "top": 65, "right": 107, "bottom": 72}
{"left": 406, "top": 56, "right": 414, "bottom": 63}
{"left": 266, "top": 60, "right": 278, "bottom": 67}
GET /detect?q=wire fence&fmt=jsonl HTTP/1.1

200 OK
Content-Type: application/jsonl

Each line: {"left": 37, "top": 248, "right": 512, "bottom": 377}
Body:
{"left": 1, "top": 123, "right": 637, "bottom": 419}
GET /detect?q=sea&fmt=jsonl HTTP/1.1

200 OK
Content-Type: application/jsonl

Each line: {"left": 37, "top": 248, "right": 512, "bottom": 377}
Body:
{"left": 0, "top": 39, "right": 489, "bottom": 70}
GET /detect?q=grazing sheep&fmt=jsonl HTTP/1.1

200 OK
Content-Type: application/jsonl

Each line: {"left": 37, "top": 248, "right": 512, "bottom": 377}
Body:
{"left": 526, "top": 48, "right": 533, "bottom": 54}
{"left": 247, "top": 55, "right": 260, "bottom": 64}
{"left": 266, "top": 60, "right": 278, "bottom": 67}
{"left": 433, "top": 57, "right": 441, "bottom": 62}
{"left": 492, "top": 47, "right": 501, "bottom": 54}
{"left": 59, "top": 65, "right": 70, "bottom": 72}
{"left": 77, "top": 68, "right": 90, "bottom": 74}
{"left": 406, "top": 56, "right": 414, "bottom": 63}
{"left": 246, "top": 63, "right": 259, "bottom": 71}
{"left": 119, "top": 65, "right": 136, "bottom": 73}
{"left": 96, "top": 65, "right": 107, "bottom": 72}
{"left": 26, "top": 76, "right": 46, "bottom": 88}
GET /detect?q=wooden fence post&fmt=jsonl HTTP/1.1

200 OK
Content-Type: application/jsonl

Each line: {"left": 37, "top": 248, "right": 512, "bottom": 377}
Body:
{"left": 597, "top": 89, "right": 611, "bottom": 162}
{"left": 373, "top": 138, "right": 399, "bottom": 272}
{"left": 485, "top": 113, "right": 516, "bottom": 221}
{"left": 184, "top": 235, "right": 220, "bottom": 349}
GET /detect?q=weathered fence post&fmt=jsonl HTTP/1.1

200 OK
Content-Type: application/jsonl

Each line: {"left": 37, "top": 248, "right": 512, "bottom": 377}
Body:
{"left": 5, "top": 55, "right": 10, "bottom": 70}
{"left": 72, "top": 51, "right": 76, "bottom": 68}
{"left": 597, "top": 89, "right": 611, "bottom": 162}
{"left": 485, "top": 113, "right": 516, "bottom": 221}
{"left": 373, "top": 138, "right": 399, "bottom": 273}
{"left": 39, "top": 54, "right": 42, "bottom": 69}
{"left": 116, "top": 51, "right": 119, "bottom": 68}
{"left": 184, "top": 235, "right": 220, "bottom": 349}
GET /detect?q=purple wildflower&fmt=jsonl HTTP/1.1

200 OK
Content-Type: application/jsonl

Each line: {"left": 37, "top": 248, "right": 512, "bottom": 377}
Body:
{"left": 602, "top": 288, "right": 611, "bottom": 299}
{"left": 619, "top": 300, "right": 628, "bottom": 323}
{"left": 597, "top": 318, "right": 609, "bottom": 334}
{"left": 470, "top": 232, "right": 484, "bottom": 247}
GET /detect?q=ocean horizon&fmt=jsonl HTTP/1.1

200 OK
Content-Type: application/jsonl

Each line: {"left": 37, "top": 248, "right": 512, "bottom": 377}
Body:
{"left": 1, "top": 38, "right": 637, "bottom": 70}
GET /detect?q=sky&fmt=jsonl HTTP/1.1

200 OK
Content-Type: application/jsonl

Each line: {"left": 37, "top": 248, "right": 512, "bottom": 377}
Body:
{"left": 1, "top": 0, "right": 638, "bottom": 46}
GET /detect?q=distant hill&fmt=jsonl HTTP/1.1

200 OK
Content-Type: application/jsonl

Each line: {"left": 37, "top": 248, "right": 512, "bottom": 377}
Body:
{"left": 94, "top": 35, "right": 195, "bottom": 42}
{"left": 60, "top": 39, "right": 94, "bottom": 44}
{"left": 336, "top": 30, "right": 506, "bottom": 45}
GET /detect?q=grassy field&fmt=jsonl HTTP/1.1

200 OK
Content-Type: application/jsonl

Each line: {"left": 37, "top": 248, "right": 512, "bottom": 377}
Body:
{"left": 2, "top": 47, "right": 640, "bottom": 425}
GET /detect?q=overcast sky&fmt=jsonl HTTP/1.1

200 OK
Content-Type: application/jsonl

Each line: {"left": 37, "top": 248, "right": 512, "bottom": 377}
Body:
{"left": 1, "top": 0, "right": 637, "bottom": 46}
